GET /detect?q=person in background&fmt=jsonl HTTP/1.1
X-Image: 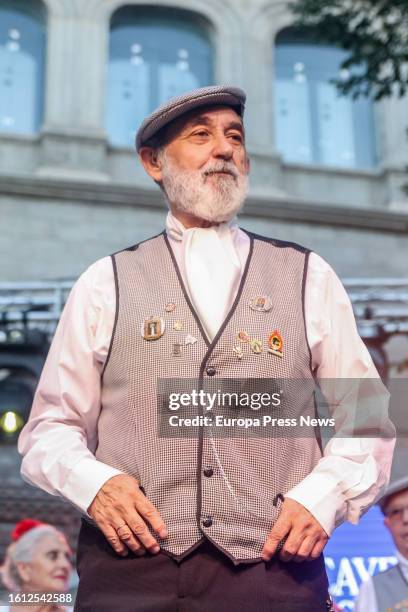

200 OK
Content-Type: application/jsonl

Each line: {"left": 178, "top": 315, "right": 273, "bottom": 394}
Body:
{"left": 0, "top": 519, "right": 73, "bottom": 612}
{"left": 355, "top": 476, "right": 408, "bottom": 612}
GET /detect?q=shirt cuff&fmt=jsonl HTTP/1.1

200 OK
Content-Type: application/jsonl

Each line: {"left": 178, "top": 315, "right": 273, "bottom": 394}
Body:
{"left": 62, "top": 457, "right": 124, "bottom": 517}
{"left": 284, "top": 472, "right": 347, "bottom": 536}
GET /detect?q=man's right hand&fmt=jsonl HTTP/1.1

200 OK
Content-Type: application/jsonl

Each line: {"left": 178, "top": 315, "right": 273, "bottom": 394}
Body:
{"left": 87, "top": 474, "right": 168, "bottom": 557}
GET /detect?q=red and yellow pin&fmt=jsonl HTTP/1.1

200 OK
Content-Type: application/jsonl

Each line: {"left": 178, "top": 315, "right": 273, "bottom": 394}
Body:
{"left": 268, "top": 331, "right": 283, "bottom": 357}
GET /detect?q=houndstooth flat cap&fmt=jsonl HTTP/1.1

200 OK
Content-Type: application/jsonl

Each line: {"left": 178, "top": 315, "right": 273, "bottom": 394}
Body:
{"left": 135, "top": 85, "right": 246, "bottom": 152}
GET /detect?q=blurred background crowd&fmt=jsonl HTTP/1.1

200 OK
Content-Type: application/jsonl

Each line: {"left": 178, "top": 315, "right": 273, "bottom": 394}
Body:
{"left": 0, "top": 0, "right": 407, "bottom": 609}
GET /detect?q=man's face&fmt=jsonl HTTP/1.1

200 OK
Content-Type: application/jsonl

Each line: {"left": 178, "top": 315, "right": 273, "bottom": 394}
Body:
{"left": 140, "top": 105, "right": 250, "bottom": 223}
{"left": 384, "top": 489, "right": 408, "bottom": 558}
{"left": 162, "top": 105, "right": 248, "bottom": 175}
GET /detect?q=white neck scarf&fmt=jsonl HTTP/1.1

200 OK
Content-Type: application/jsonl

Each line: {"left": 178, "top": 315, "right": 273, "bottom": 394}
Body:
{"left": 166, "top": 212, "right": 241, "bottom": 341}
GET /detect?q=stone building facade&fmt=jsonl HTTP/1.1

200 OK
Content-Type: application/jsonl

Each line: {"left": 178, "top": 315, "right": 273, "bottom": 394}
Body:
{"left": 0, "top": 0, "right": 407, "bottom": 282}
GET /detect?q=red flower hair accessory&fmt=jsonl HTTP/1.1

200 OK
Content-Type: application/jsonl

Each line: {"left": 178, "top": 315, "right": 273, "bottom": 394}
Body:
{"left": 11, "top": 519, "right": 45, "bottom": 542}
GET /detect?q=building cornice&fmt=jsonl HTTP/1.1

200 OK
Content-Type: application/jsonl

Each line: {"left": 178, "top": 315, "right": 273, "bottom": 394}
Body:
{"left": 1, "top": 174, "right": 407, "bottom": 233}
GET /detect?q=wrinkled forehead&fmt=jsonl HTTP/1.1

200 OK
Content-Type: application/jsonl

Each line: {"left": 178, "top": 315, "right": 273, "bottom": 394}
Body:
{"left": 36, "top": 533, "right": 71, "bottom": 554}
{"left": 159, "top": 104, "right": 244, "bottom": 146}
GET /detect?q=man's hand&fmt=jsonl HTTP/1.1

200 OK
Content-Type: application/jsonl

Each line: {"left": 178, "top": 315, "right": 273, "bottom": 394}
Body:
{"left": 261, "top": 498, "right": 328, "bottom": 563}
{"left": 87, "top": 474, "right": 167, "bottom": 557}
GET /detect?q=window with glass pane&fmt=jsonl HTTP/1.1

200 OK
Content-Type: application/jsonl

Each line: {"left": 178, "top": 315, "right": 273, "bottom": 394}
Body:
{"left": 0, "top": 0, "right": 45, "bottom": 135}
{"left": 106, "top": 7, "right": 213, "bottom": 147}
{"left": 274, "top": 31, "right": 377, "bottom": 169}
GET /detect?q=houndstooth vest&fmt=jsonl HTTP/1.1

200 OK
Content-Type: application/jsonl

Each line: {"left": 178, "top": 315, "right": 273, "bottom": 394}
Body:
{"left": 373, "top": 564, "right": 408, "bottom": 612}
{"left": 96, "top": 230, "right": 322, "bottom": 564}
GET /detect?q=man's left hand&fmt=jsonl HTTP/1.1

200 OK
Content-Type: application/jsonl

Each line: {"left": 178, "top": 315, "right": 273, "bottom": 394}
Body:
{"left": 261, "top": 498, "right": 328, "bottom": 563}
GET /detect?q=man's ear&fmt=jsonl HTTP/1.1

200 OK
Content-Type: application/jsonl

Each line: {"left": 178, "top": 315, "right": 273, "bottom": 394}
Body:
{"left": 139, "top": 147, "right": 163, "bottom": 183}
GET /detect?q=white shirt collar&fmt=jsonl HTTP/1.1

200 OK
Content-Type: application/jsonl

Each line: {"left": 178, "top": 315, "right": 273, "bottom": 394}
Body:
{"left": 165, "top": 210, "right": 238, "bottom": 243}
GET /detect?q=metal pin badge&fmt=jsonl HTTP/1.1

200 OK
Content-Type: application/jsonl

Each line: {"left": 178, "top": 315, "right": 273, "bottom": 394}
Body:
{"left": 249, "top": 296, "right": 272, "bottom": 312}
{"left": 165, "top": 302, "right": 176, "bottom": 313}
{"left": 141, "top": 317, "right": 165, "bottom": 341}
{"left": 237, "top": 330, "right": 250, "bottom": 343}
{"left": 172, "top": 342, "right": 182, "bottom": 357}
{"left": 268, "top": 331, "right": 283, "bottom": 357}
{"left": 250, "top": 339, "right": 263, "bottom": 354}
{"left": 185, "top": 334, "right": 197, "bottom": 345}
{"left": 233, "top": 345, "right": 244, "bottom": 360}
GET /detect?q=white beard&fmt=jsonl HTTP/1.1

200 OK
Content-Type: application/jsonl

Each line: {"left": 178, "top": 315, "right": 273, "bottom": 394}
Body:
{"left": 159, "top": 151, "right": 249, "bottom": 223}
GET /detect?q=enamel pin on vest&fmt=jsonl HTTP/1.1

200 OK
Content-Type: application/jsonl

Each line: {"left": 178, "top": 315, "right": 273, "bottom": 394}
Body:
{"left": 249, "top": 296, "right": 272, "bottom": 312}
{"left": 172, "top": 342, "right": 182, "bottom": 356}
{"left": 250, "top": 339, "right": 263, "bottom": 354}
{"left": 268, "top": 330, "right": 283, "bottom": 357}
{"left": 185, "top": 334, "right": 197, "bottom": 345}
{"left": 233, "top": 345, "right": 244, "bottom": 359}
{"left": 237, "top": 330, "right": 250, "bottom": 343}
{"left": 142, "top": 317, "right": 165, "bottom": 341}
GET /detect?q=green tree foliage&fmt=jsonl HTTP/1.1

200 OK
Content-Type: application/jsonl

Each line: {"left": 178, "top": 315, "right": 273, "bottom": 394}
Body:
{"left": 290, "top": 0, "right": 408, "bottom": 101}
{"left": 290, "top": 0, "right": 408, "bottom": 195}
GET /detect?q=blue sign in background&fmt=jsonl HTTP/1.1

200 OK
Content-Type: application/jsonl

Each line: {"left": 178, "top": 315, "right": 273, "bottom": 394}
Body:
{"left": 324, "top": 505, "right": 396, "bottom": 610}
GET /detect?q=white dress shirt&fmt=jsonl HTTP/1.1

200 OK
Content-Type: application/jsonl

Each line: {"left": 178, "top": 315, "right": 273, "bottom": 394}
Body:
{"left": 18, "top": 212, "right": 394, "bottom": 537}
{"left": 355, "top": 551, "right": 408, "bottom": 612}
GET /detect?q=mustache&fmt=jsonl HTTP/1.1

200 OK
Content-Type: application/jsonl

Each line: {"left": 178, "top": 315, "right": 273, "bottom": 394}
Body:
{"left": 202, "top": 163, "right": 239, "bottom": 180}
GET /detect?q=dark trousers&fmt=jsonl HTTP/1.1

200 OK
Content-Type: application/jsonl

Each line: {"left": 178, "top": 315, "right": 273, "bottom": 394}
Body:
{"left": 74, "top": 519, "right": 329, "bottom": 612}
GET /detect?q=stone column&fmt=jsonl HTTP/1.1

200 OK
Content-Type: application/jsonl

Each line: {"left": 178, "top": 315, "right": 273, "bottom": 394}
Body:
{"left": 37, "top": 0, "right": 109, "bottom": 180}
{"left": 238, "top": 1, "right": 293, "bottom": 198}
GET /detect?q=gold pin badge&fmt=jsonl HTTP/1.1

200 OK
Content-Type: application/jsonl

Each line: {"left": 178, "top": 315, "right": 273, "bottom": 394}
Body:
{"left": 249, "top": 296, "right": 272, "bottom": 312}
{"left": 142, "top": 317, "right": 165, "bottom": 341}
{"left": 268, "top": 331, "right": 283, "bottom": 357}
{"left": 233, "top": 345, "right": 244, "bottom": 360}
{"left": 237, "top": 330, "right": 250, "bottom": 343}
{"left": 165, "top": 302, "right": 176, "bottom": 313}
{"left": 250, "top": 339, "right": 263, "bottom": 354}
{"left": 173, "top": 321, "right": 183, "bottom": 331}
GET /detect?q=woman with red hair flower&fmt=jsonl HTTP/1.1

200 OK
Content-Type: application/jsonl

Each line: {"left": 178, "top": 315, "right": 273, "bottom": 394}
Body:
{"left": 0, "top": 519, "right": 73, "bottom": 611}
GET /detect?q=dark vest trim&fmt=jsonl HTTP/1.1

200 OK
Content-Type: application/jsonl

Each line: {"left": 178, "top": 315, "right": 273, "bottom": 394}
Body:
{"left": 101, "top": 254, "right": 119, "bottom": 379}
{"left": 102, "top": 231, "right": 169, "bottom": 376}
{"left": 243, "top": 230, "right": 310, "bottom": 255}
{"left": 302, "top": 250, "right": 314, "bottom": 376}
{"left": 195, "top": 232, "right": 255, "bottom": 538}
{"left": 199, "top": 230, "right": 255, "bottom": 369}
{"left": 163, "top": 233, "right": 211, "bottom": 347}
{"left": 196, "top": 531, "right": 265, "bottom": 566}
{"left": 302, "top": 252, "right": 323, "bottom": 452}
{"left": 160, "top": 537, "right": 205, "bottom": 563}
{"left": 111, "top": 230, "right": 166, "bottom": 256}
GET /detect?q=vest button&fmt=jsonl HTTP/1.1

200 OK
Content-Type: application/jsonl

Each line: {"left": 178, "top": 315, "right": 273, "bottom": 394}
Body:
{"left": 206, "top": 367, "right": 216, "bottom": 376}
{"left": 203, "top": 467, "right": 214, "bottom": 477}
{"left": 202, "top": 516, "right": 213, "bottom": 528}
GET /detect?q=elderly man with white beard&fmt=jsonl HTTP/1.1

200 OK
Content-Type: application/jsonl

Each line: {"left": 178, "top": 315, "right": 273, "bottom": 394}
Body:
{"left": 18, "top": 86, "right": 394, "bottom": 612}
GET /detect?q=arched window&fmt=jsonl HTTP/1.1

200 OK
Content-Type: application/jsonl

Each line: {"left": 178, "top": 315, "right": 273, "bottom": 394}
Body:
{"left": 274, "top": 30, "right": 377, "bottom": 169}
{"left": 106, "top": 6, "right": 214, "bottom": 147}
{"left": 0, "top": 0, "right": 46, "bottom": 135}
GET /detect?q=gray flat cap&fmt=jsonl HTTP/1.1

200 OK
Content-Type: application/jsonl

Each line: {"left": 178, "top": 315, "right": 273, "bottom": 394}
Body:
{"left": 379, "top": 475, "right": 408, "bottom": 512}
{"left": 135, "top": 85, "right": 246, "bottom": 152}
